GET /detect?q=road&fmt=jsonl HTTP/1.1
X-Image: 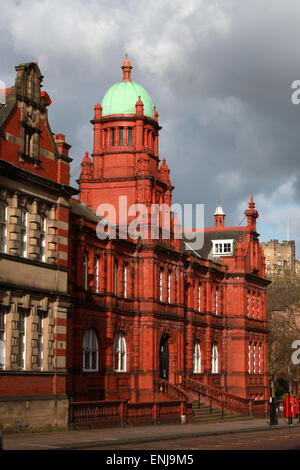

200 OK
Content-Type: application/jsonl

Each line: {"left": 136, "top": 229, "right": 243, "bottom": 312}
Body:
{"left": 84, "top": 426, "right": 300, "bottom": 450}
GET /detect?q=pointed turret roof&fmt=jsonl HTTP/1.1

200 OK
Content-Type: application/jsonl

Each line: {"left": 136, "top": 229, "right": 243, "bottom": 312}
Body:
{"left": 214, "top": 197, "right": 225, "bottom": 216}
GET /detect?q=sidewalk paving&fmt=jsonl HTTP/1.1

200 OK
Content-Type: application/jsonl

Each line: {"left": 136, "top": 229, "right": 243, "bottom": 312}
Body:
{"left": 2, "top": 416, "right": 300, "bottom": 450}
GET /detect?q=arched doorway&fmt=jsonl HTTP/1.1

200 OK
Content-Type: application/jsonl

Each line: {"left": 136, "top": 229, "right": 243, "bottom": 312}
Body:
{"left": 159, "top": 334, "right": 169, "bottom": 381}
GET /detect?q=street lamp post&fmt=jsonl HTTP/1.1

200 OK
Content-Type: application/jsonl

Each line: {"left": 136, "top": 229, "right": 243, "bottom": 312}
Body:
{"left": 269, "top": 374, "right": 277, "bottom": 426}
{"left": 288, "top": 382, "right": 292, "bottom": 425}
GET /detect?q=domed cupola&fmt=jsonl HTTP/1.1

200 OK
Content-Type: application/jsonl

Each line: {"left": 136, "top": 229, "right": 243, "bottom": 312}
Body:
{"left": 214, "top": 198, "right": 226, "bottom": 228}
{"left": 101, "top": 55, "right": 154, "bottom": 119}
{"left": 79, "top": 56, "right": 173, "bottom": 228}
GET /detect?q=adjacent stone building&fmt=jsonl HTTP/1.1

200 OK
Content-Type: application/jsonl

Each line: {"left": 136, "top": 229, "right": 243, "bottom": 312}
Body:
{"left": 0, "top": 63, "right": 77, "bottom": 430}
{"left": 261, "top": 240, "right": 296, "bottom": 278}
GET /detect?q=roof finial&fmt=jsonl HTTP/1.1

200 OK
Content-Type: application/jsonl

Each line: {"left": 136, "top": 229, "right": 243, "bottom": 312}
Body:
{"left": 249, "top": 192, "right": 255, "bottom": 209}
{"left": 122, "top": 54, "right": 132, "bottom": 81}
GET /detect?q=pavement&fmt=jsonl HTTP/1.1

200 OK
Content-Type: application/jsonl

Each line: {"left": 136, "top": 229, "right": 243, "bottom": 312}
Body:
{"left": 1, "top": 417, "right": 300, "bottom": 450}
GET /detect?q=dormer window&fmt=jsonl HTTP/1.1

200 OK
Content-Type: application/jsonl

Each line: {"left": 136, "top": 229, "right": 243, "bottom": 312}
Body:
{"left": 212, "top": 239, "right": 233, "bottom": 256}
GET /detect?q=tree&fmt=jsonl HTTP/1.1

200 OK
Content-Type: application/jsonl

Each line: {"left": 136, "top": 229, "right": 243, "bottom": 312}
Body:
{"left": 267, "top": 277, "right": 300, "bottom": 397}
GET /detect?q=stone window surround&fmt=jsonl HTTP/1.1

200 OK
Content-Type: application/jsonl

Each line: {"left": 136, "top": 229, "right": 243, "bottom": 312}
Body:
{"left": 0, "top": 190, "right": 58, "bottom": 264}
{"left": 0, "top": 303, "right": 54, "bottom": 372}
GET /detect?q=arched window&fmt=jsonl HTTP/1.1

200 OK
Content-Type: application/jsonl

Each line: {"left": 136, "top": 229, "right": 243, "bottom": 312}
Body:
{"left": 114, "top": 333, "right": 126, "bottom": 372}
{"left": 83, "top": 252, "right": 88, "bottom": 290}
{"left": 211, "top": 343, "right": 219, "bottom": 374}
{"left": 0, "top": 202, "right": 7, "bottom": 253}
{"left": 20, "top": 209, "right": 28, "bottom": 258}
{"left": 193, "top": 341, "right": 201, "bottom": 373}
{"left": 83, "top": 328, "right": 98, "bottom": 371}
{"left": 94, "top": 255, "right": 99, "bottom": 293}
{"left": 40, "top": 215, "right": 46, "bottom": 262}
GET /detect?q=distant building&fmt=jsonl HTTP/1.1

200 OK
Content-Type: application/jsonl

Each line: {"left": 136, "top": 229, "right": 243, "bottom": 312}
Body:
{"left": 295, "top": 259, "right": 300, "bottom": 277}
{"left": 261, "top": 240, "right": 296, "bottom": 278}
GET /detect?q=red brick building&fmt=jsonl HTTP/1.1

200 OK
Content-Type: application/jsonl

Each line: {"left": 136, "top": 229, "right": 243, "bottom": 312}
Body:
{"left": 70, "top": 57, "right": 270, "bottom": 403}
{"left": 0, "top": 59, "right": 270, "bottom": 430}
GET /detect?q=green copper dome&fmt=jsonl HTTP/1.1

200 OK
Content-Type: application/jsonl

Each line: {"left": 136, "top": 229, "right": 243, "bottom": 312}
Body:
{"left": 101, "top": 81, "right": 154, "bottom": 119}
{"left": 101, "top": 56, "right": 154, "bottom": 119}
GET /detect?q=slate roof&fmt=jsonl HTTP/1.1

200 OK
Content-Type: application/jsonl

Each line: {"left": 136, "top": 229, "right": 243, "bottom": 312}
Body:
{"left": 0, "top": 99, "right": 16, "bottom": 129}
{"left": 70, "top": 199, "right": 102, "bottom": 224}
{"left": 182, "top": 229, "right": 247, "bottom": 260}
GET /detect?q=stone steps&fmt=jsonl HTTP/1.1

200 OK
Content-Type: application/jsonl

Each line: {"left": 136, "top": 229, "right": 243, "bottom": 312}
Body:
{"left": 192, "top": 402, "right": 252, "bottom": 424}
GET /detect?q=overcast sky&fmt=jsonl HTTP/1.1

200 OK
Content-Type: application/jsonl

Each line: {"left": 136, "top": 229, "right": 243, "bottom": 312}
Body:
{"left": 1, "top": 0, "right": 300, "bottom": 254}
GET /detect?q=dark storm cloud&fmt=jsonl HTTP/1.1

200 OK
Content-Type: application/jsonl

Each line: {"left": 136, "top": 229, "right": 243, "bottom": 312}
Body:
{"left": 1, "top": 0, "right": 300, "bottom": 249}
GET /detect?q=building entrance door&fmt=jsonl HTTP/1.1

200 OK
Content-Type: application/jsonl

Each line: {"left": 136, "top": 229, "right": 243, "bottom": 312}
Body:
{"left": 159, "top": 335, "right": 169, "bottom": 381}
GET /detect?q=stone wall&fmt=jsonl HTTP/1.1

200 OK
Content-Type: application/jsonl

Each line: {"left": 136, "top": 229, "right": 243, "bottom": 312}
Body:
{"left": 0, "top": 394, "right": 68, "bottom": 432}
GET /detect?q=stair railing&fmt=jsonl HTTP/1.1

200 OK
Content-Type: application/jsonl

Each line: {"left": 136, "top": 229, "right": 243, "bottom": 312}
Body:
{"left": 182, "top": 377, "right": 253, "bottom": 416}
{"left": 153, "top": 376, "right": 191, "bottom": 403}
